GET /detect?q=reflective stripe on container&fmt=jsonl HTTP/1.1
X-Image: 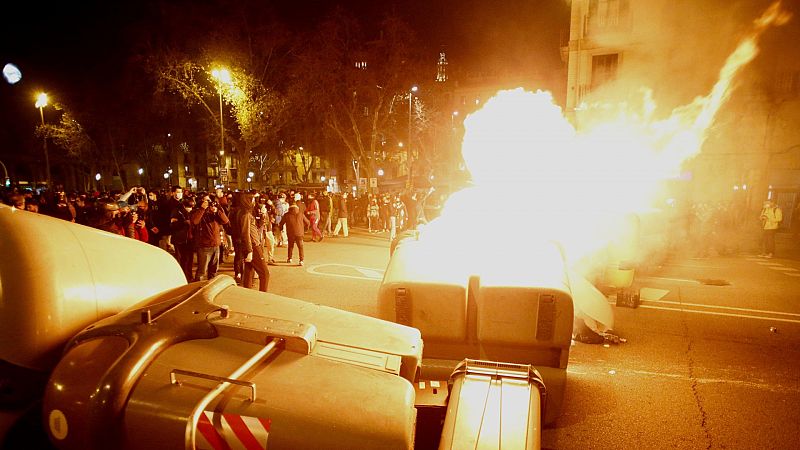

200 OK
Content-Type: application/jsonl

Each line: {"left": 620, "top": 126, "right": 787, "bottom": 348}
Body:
{"left": 197, "top": 411, "right": 271, "bottom": 450}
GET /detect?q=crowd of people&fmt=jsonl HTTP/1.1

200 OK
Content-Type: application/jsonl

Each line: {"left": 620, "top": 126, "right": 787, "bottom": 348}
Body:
{"left": 1, "top": 185, "right": 429, "bottom": 292}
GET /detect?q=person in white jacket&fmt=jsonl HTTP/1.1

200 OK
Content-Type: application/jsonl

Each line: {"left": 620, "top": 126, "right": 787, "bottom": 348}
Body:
{"left": 760, "top": 199, "right": 783, "bottom": 258}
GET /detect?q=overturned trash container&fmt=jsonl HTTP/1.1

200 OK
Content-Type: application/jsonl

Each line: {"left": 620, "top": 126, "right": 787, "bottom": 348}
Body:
{"left": 439, "top": 359, "right": 546, "bottom": 450}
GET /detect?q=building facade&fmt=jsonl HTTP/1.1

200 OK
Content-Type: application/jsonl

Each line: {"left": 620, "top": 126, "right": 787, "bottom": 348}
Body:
{"left": 564, "top": 0, "right": 800, "bottom": 224}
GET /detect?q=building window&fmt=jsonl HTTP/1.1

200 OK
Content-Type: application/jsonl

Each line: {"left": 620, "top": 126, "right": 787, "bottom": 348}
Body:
{"left": 591, "top": 53, "right": 619, "bottom": 91}
{"left": 437, "top": 51, "right": 448, "bottom": 82}
{"left": 587, "top": 0, "right": 630, "bottom": 34}
{"left": 355, "top": 61, "right": 367, "bottom": 70}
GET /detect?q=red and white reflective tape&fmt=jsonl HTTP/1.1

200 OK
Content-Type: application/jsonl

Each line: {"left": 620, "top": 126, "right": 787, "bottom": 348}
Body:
{"left": 197, "top": 410, "right": 271, "bottom": 450}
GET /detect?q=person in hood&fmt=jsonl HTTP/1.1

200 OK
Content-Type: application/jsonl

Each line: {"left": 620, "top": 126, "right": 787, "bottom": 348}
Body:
{"left": 229, "top": 192, "right": 269, "bottom": 291}
{"left": 170, "top": 197, "right": 196, "bottom": 282}
{"left": 280, "top": 203, "right": 311, "bottom": 266}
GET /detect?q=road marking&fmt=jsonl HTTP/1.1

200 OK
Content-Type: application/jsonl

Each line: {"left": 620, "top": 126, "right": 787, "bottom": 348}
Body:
{"left": 353, "top": 267, "right": 385, "bottom": 279}
{"left": 643, "top": 299, "right": 800, "bottom": 318}
{"left": 665, "top": 263, "right": 724, "bottom": 270}
{"left": 640, "top": 288, "right": 669, "bottom": 301}
{"left": 639, "top": 304, "right": 800, "bottom": 324}
{"left": 306, "top": 264, "right": 384, "bottom": 281}
{"left": 639, "top": 276, "right": 700, "bottom": 284}
{"left": 567, "top": 366, "right": 800, "bottom": 394}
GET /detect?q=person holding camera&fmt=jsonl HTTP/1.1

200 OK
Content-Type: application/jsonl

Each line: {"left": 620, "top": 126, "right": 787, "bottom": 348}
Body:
{"left": 191, "top": 194, "right": 230, "bottom": 281}
{"left": 122, "top": 207, "right": 149, "bottom": 243}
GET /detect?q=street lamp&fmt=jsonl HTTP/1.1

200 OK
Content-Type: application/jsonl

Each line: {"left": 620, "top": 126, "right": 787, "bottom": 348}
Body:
{"left": 408, "top": 85, "right": 418, "bottom": 187}
{"left": 0, "top": 160, "right": 9, "bottom": 187}
{"left": 35, "top": 92, "right": 51, "bottom": 189}
{"left": 378, "top": 169, "right": 384, "bottom": 177}
{"left": 211, "top": 68, "right": 231, "bottom": 186}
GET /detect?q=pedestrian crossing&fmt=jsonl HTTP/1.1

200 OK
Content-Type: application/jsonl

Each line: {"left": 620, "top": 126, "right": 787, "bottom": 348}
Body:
{"left": 746, "top": 256, "right": 800, "bottom": 278}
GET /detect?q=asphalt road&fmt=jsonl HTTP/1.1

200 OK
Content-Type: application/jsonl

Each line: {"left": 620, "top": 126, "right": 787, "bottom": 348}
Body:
{"left": 219, "top": 228, "right": 800, "bottom": 450}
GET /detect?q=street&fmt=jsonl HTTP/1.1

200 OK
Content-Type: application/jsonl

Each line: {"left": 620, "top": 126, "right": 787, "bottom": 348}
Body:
{"left": 218, "top": 228, "right": 800, "bottom": 450}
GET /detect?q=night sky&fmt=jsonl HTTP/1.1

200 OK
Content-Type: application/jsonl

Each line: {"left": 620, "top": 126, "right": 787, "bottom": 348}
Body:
{"left": 0, "top": 0, "right": 569, "bottom": 158}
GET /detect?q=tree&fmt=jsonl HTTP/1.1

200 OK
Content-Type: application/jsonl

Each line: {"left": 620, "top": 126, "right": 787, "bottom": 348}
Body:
{"left": 142, "top": 0, "right": 294, "bottom": 188}
{"left": 290, "top": 10, "right": 425, "bottom": 183}
{"left": 35, "top": 104, "right": 94, "bottom": 190}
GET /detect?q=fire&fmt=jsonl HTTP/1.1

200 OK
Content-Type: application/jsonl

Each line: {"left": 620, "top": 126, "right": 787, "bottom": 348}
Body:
{"left": 420, "top": 2, "right": 791, "bottom": 286}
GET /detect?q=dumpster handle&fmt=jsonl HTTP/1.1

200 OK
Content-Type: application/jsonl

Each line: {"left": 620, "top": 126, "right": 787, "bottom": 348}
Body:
{"left": 170, "top": 369, "right": 257, "bottom": 402}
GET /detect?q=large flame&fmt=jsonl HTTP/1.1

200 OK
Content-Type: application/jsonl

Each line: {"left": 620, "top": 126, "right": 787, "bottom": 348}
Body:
{"left": 420, "top": 2, "right": 790, "bottom": 280}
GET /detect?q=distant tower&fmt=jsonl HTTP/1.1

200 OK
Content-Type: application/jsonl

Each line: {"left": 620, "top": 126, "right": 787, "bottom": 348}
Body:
{"left": 436, "top": 51, "right": 448, "bottom": 82}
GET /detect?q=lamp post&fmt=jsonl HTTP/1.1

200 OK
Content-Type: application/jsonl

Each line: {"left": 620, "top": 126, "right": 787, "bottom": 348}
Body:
{"left": 35, "top": 93, "right": 51, "bottom": 189}
{"left": 0, "top": 160, "right": 9, "bottom": 187}
{"left": 407, "top": 85, "right": 418, "bottom": 187}
{"left": 211, "top": 68, "right": 230, "bottom": 186}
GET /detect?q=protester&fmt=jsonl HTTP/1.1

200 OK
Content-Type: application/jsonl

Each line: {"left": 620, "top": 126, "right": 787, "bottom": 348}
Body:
{"left": 230, "top": 192, "right": 269, "bottom": 291}
{"left": 170, "top": 197, "right": 196, "bottom": 282}
{"left": 760, "top": 199, "right": 783, "bottom": 258}
{"left": 307, "top": 192, "right": 323, "bottom": 242}
{"left": 333, "top": 192, "right": 350, "bottom": 237}
{"left": 280, "top": 202, "right": 311, "bottom": 266}
{"left": 191, "top": 193, "right": 229, "bottom": 281}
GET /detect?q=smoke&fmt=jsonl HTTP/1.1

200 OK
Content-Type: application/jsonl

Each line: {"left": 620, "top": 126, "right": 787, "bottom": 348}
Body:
{"left": 582, "top": 0, "right": 794, "bottom": 113}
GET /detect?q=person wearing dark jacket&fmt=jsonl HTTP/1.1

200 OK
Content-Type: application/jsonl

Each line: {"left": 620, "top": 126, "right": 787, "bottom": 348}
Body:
{"left": 190, "top": 194, "right": 230, "bottom": 281}
{"left": 229, "top": 192, "right": 269, "bottom": 291}
{"left": 280, "top": 204, "right": 311, "bottom": 266}
{"left": 333, "top": 192, "right": 349, "bottom": 237}
{"left": 170, "top": 197, "right": 196, "bottom": 282}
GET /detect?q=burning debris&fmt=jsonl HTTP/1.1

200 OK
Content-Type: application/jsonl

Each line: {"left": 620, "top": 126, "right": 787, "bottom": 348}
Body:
{"left": 414, "top": 1, "right": 791, "bottom": 342}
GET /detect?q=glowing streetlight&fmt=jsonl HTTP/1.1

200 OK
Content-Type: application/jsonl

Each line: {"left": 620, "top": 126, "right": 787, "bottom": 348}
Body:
{"left": 95, "top": 173, "right": 101, "bottom": 181}
{"left": 248, "top": 171, "right": 254, "bottom": 178}
{"left": 247, "top": 177, "right": 252, "bottom": 190}
{"left": 378, "top": 169, "right": 384, "bottom": 176}
{"left": 35, "top": 92, "right": 51, "bottom": 189}
{"left": 320, "top": 175, "right": 326, "bottom": 182}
